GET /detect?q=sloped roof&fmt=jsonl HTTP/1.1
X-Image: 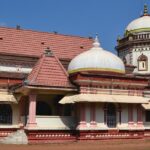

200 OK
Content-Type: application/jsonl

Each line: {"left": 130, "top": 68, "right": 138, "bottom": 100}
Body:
{"left": 27, "top": 50, "right": 73, "bottom": 88}
{"left": 0, "top": 27, "right": 93, "bottom": 60}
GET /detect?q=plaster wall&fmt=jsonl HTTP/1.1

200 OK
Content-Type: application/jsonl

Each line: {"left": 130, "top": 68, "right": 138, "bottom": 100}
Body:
{"left": 132, "top": 48, "right": 150, "bottom": 74}
{"left": 83, "top": 103, "right": 144, "bottom": 130}
{"left": 118, "top": 104, "right": 128, "bottom": 129}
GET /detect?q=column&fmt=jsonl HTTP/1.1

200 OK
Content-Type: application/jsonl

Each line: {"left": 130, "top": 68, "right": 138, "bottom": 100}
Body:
{"left": 137, "top": 105, "right": 143, "bottom": 127}
{"left": 128, "top": 104, "right": 134, "bottom": 126}
{"left": 104, "top": 104, "right": 107, "bottom": 125}
{"left": 118, "top": 104, "right": 122, "bottom": 125}
{"left": 90, "top": 103, "right": 97, "bottom": 127}
{"left": 27, "top": 93, "right": 37, "bottom": 127}
{"left": 18, "top": 97, "right": 25, "bottom": 129}
{"left": 77, "top": 103, "right": 86, "bottom": 129}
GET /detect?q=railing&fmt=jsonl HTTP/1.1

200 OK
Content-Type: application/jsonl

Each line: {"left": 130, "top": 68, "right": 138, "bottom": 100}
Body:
{"left": 117, "top": 33, "right": 150, "bottom": 48}
{"left": 133, "top": 34, "right": 150, "bottom": 40}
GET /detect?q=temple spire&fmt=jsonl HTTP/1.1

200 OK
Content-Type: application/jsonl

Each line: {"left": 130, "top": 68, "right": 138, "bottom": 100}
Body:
{"left": 93, "top": 35, "right": 100, "bottom": 48}
{"left": 143, "top": 4, "right": 148, "bottom": 16}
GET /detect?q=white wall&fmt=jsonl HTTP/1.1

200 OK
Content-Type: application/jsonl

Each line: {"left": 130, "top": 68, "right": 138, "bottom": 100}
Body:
{"left": 12, "top": 104, "right": 19, "bottom": 125}
{"left": 132, "top": 48, "right": 150, "bottom": 74}
{"left": 35, "top": 116, "right": 76, "bottom": 129}
{"left": 96, "top": 103, "right": 105, "bottom": 127}
{"left": 119, "top": 47, "right": 150, "bottom": 74}
{"left": 118, "top": 104, "right": 128, "bottom": 129}
{"left": 85, "top": 104, "right": 90, "bottom": 127}
{"left": 83, "top": 103, "right": 145, "bottom": 130}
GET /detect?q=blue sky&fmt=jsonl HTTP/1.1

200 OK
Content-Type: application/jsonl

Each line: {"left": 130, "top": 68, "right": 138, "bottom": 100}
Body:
{"left": 0, "top": 0, "right": 149, "bottom": 53}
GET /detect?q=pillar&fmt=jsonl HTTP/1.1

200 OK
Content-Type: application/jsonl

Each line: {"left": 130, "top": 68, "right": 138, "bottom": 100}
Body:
{"left": 77, "top": 103, "right": 86, "bottom": 129}
{"left": 118, "top": 104, "right": 122, "bottom": 125}
{"left": 104, "top": 104, "right": 107, "bottom": 125}
{"left": 90, "top": 103, "right": 97, "bottom": 127}
{"left": 137, "top": 104, "right": 143, "bottom": 127}
{"left": 18, "top": 97, "right": 25, "bottom": 129}
{"left": 27, "top": 93, "right": 37, "bottom": 127}
{"left": 128, "top": 104, "right": 134, "bottom": 126}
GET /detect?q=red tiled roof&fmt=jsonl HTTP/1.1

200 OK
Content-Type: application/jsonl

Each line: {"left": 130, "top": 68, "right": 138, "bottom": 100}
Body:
{"left": 0, "top": 27, "right": 93, "bottom": 60}
{"left": 27, "top": 50, "right": 73, "bottom": 88}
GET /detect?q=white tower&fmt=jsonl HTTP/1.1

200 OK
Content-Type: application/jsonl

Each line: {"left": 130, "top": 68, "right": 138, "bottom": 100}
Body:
{"left": 116, "top": 5, "right": 150, "bottom": 75}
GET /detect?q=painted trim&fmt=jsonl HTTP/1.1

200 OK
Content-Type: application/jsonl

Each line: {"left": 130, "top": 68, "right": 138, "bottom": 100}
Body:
{"left": 68, "top": 68, "right": 125, "bottom": 74}
{"left": 0, "top": 66, "right": 32, "bottom": 73}
{"left": 125, "top": 27, "right": 150, "bottom": 36}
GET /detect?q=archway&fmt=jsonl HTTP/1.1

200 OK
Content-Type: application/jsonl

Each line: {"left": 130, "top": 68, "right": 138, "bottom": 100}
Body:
{"left": 0, "top": 104, "right": 12, "bottom": 124}
{"left": 107, "top": 103, "right": 116, "bottom": 128}
{"left": 36, "top": 101, "right": 52, "bottom": 116}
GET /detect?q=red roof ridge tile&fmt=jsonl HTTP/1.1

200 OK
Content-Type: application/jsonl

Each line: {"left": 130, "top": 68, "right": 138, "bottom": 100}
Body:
{"left": 0, "top": 26, "right": 93, "bottom": 40}
{"left": 27, "top": 50, "right": 73, "bottom": 88}
{"left": 29, "top": 55, "right": 45, "bottom": 84}
{"left": 53, "top": 53, "right": 69, "bottom": 77}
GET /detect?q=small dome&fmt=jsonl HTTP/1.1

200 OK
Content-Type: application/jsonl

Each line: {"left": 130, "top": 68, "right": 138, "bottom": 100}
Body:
{"left": 68, "top": 36, "right": 125, "bottom": 74}
{"left": 125, "top": 5, "right": 150, "bottom": 34}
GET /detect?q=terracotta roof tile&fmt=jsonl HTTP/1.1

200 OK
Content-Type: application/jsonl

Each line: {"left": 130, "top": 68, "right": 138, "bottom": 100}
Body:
{"left": 27, "top": 50, "right": 73, "bottom": 88}
{"left": 0, "top": 27, "right": 93, "bottom": 60}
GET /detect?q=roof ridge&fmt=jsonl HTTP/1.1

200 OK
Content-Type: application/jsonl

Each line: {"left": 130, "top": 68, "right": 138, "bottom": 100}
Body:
{"left": 29, "top": 54, "right": 45, "bottom": 84}
{"left": 0, "top": 26, "right": 93, "bottom": 39}
{"left": 53, "top": 53, "right": 69, "bottom": 77}
{"left": 26, "top": 50, "right": 74, "bottom": 88}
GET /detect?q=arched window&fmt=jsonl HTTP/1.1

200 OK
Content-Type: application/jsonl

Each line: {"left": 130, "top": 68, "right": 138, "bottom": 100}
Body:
{"left": 0, "top": 104, "right": 12, "bottom": 124}
{"left": 138, "top": 54, "right": 148, "bottom": 71}
{"left": 36, "top": 101, "right": 51, "bottom": 116}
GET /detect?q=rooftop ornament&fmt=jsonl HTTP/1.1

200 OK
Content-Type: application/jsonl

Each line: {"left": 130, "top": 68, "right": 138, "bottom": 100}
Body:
{"left": 93, "top": 35, "right": 100, "bottom": 48}
{"left": 143, "top": 4, "right": 148, "bottom": 16}
{"left": 44, "top": 47, "right": 53, "bottom": 56}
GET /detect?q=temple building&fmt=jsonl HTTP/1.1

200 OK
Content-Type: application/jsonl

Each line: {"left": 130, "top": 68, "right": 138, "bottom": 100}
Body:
{"left": 0, "top": 5, "right": 150, "bottom": 144}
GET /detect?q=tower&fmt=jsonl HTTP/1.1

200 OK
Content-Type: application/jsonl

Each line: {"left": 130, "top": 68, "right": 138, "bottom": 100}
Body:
{"left": 116, "top": 4, "right": 150, "bottom": 75}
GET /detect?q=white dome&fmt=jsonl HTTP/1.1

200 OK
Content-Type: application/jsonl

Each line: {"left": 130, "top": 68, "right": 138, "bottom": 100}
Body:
{"left": 68, "top": 36, "right": 125, "bottom": 74}
{"left": 126, "top": 16, "right": 150, "bottom": 32}
{"left": 125, "top": 5, "right": 150, "bottom": 34}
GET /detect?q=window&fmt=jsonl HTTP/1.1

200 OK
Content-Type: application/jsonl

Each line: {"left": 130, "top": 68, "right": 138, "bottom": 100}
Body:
{"left": 63, "top": 104, "right": 72, "bottom": 116}
{"left": 106, "top": 103, "right": 116, "bottom": 128}
{"left": 0, "top": 104, "right": 12, "bottom": 124}
{"left": 138, "top": 54, "right": 148, "bottom": 71}
{"left": 36, "top": 101, "right": 51, "bottom": 116}
{"left": 146, "top": 111, "right": 150, "bottom": 122}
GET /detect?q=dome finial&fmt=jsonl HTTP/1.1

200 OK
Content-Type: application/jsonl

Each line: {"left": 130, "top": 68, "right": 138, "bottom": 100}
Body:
{"left": 93, "top": 34, "right": 100, "bottom": 47}
{"left": 143, "top": 4, "right": 148, "bottom": 16}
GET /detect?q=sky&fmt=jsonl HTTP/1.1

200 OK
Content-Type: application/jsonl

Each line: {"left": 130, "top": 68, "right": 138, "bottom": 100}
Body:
{"left": 0, "top": 0, "right": 150, "bottom": 53}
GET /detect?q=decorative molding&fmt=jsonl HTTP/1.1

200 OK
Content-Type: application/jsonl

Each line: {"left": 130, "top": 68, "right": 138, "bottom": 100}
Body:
{"left": 0, "top": 66, "right": 32, "bottom": 73}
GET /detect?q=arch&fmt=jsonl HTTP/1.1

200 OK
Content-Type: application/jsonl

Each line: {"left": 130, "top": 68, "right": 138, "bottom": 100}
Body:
{"left": 138, "top": 54, "right": 148, "bottom": 71}
{"left": 36, "top": 101, "right": 52, "bottom": 116}
{"left": 0, "top": 104, "right": 12, "bottom": 124}
{"left": 138, "top": 54, "right": 148, "bottom": 61}
{"left": 106, "top": 103, "right": 116, "bottom": 128}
